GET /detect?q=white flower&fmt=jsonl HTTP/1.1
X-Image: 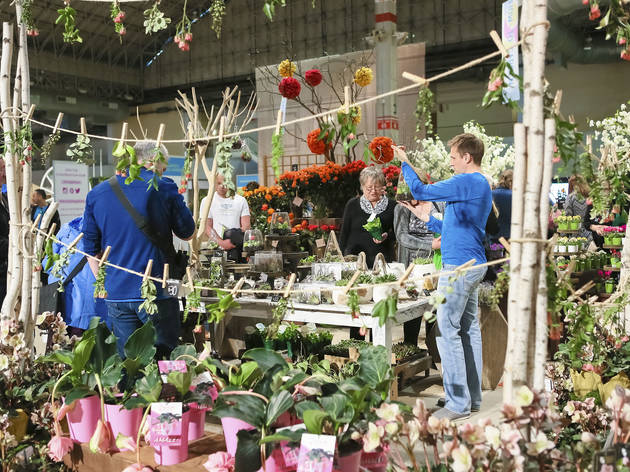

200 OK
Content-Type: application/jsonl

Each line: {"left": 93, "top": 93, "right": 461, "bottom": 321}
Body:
{"left": 363, "top": 423, "right": 384, "bottom": 453}
{"left": 580, "top": 431, "right": 597, "bottom": 443}
{"left": 451, "top": 444, "right": 473, "bottom": 472}
{"left": 484, "top": 425, "right": 501, "bottom": 449}
{"left": 406, "top": 418, "right": 420, "bottom": 446}
{"left": 563, "top": 401, "right": 576, "bottom": 416}
{"left": 515, "top": 386, "right": 534, "bottom": 407}
{"left": 527, "top": 431, "right": 554, "bottom": 455}
{"left": 375, "top": 403, "right": 399, "bottom": 422}
{"left": 385, "top": 421, "right": 399, "bottom": 436}
{"left": 0, "top": 354, "right": 8, "bottom": 370}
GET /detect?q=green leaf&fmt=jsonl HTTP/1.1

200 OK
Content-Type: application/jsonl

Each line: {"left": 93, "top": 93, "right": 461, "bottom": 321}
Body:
{"left": 167, "top": 371, "right": 193, "bottom": 398}
{"left": 242, "top": 348, "right": 288, "bottom": 372}
{"left": 170, "top": 344, "right": 197, "bottom": 361}
{"left": 37, "top": 349, "right": 74, "bottom": 366}
{"left": 212, "top": 393, "right": 267, "bottom": 427}
{"left": 72, "top": 336, "right": 96, "bottom": 375}
{"left": 235, "top": 429, "right": 263, "bottom": 472}
{"left": 228, "top": 361, "right": 262, "bottom": 388}
{"left": 265, "top": 390, "right": 294, "bottom": 427}
{"left": 303, "top": 409, "right": 329, "bottom": 434}
{"left": 295, "top": 400, "right": 322, "bottom": 418}
{"left": 88, "top": 322, "right": 117, "bottom": 376}
{"left": 357, "top": 345, "right": 392, "bottom": 393}
{"left": 134, "top": 366, "right": 162, "bottom": 403}
{"left": 123, "top": 321, "right": 156, "bottom": 366}
{"left": 64, "top": 386, "right": 95, "bottom": 405}
{"left": 263, "top": 3, "right": 273, "bottom": 21}
{"left": 319, "top": 393, "right": 348, "bottom": 422}
{"left": 100, "top": 354, "right": 123, "bottom": 388}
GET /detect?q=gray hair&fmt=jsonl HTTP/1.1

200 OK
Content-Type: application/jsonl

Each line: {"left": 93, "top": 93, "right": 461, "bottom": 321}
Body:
{"left": 359, "top": 166, "right": 386, "bottom": 187}
{"left": 133, "top": 140, "right": 169, "bottom": 164}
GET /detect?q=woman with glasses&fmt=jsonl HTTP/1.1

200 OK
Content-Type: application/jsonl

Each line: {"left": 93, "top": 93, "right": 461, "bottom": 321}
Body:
{"left": 339, "top": 166, "right": 396, "bottom": 339}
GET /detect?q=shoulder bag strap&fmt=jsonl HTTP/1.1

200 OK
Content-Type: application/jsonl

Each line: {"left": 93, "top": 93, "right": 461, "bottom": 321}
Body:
{"left": 63, "top": 256, "right": 88, "bottom": 286}
{"left": 108, "top": 176, "right": 177, "bottom": 261}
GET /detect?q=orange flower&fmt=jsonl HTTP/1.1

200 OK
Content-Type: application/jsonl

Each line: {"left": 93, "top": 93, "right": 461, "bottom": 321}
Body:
{"left": 301, "top": 220, "right": 308, "bottom": 226}
{"left": 369, "top": 136, "right": 395, "bottom": 164}
{"left": 288, "top": 212, "right": 294, "bottom": 220}
{"left": 291, "top": 227, "right": 297, "bottom": 233}
{"left": 268, "top": 208, "right": 275, "bottom": 215}
{"left": 267, "top": 216, "right": 272, "bottom": 223}
{"left": 262, "top": 204, "right": 268, "bottom": 211}
{"left": 265, "top": 194, "right": 272, "bottom": 201}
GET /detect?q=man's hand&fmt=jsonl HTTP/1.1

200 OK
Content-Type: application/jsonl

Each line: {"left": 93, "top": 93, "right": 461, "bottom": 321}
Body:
{"left": 431, "top": 236, "right": 441, "bottom": 250}
{"left": 219, "top": 239, "right": 236, "bottom": 250}
{"left": 400, "top": 201, "right": 432, "bottom": 222}
{"left": 373, "top": 232, "right": 388, "bottom": 244}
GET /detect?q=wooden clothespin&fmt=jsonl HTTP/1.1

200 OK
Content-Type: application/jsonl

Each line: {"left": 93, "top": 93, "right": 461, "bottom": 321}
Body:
{"left": 231, "top": 277, "right": 246, "bottom": 296}
{"left": 218, "top": 116, "right": 225, "bottom": 142}
{"left": 119, "top": 122, "right": 128, "bottom": 146}
{"left": 499, "top": 237, "right": 511, "bottom": 254}
{"left": 162, "top": 263, "right": 169, "bottom": 288}
{"left": 490, "top": 30, "right": 509, "bottom": 57}
{"left": 186, "top": 266, "right": 194, "bottom": 291}
{"left": 402, "top": 72, "right": 427, "bottom": 85}
{"left": 30, "top": 213, "right": 42, "bottom": 233}
{"left": 342, "top": 270, "right": 361, "bottom": 295}
{"left": 553, "top": 90, "right": 562, "bottom": 115}
{"left": 45, "top": 223, "right": 57, "bottom": 241}
{"left": 99, "top": 246, "right": 111, "bottom": 267}
{"left": 156, "top": 123, "right": 165, "bottom": 147}
{"left": 453, "top": 258, "right": 476, "bottom": 275}
{"left": 53, "top": 112, "right": 64, "bottom": 135}
{"left": 343, "top": 85, "right": 350, "bottom": 114}
{"left": 568, "top": 114, "right": 575, "bottom": 125}
{"left": 25, "top": 104, "right": 36, "bottom": 121}
{"left": 398, "top": 263, "right": 415, "bottom": 287}
{"left": 274, "top": 109, "right": 283, "bottom": 135}
{"left": 586, "top": 135, "right": 593, "bottom": 154}
{"left": 143, "top": 259, "right": 153, "bottom": 282}
{"left": 283, "top": 273, "right": 296, "bottom": 298}
{"left": 80, "top": 117, "right": 87, "bottom": 136}
{"left": 67, "top": 232, "right": 84, "bottom": 251}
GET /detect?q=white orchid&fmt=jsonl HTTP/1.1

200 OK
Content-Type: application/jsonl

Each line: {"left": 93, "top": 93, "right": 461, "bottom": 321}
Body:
{"left": 515, "top": 385, "right": 534, "bottom": 407}
{"left": 526, "top": 431, "right": 555, "bottom": 455}
{"left": 484, "top": 425, "right": 501, "bottom": 449}
{"left": 450, "top": 444, "right": 473, "bottom": 472}
{"left": 363, "top": 422, "right": 384, "bottom": 453}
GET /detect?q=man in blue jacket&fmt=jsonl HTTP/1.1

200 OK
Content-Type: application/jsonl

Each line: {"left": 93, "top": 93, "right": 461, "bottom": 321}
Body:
{"left": 82, "top": 141, "right": 195, "bottom": 358}
{"left": 397, "top": 133, "right": 492, "bottom": 421}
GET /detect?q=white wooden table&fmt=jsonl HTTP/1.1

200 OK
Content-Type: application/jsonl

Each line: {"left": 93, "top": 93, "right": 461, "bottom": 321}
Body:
{"left": 201, "top": 296, "right": 429, "bottom": 359}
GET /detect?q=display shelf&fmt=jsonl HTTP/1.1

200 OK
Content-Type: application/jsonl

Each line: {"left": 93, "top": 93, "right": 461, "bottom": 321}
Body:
{"left": 553, "top": 251, "right": 585, "bottom": 257}
{"left": 603, "top": 244, "right": 623, "bottom": 249}
{"left": 603, "top": 266, "right": 621, "bottom": 271}
{"left": 556, "top": 229, "right": 580, "bottom": 234}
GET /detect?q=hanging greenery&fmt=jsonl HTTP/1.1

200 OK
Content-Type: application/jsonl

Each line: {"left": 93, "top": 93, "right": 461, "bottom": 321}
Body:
{"left": 481, "top": 58, "right": 522, "bottom": 111}
{"left": 143, "top": 1, "right": 171, "bottom": 34}
{"left": 50, "top": 248, "right": 74, "bottom": 293}
{"left": 40, "top": 132, "right": 60, "bottom": 166}
{"left": 209, "top": 0, "right": 227, "bottom": 38}
{"left": 19, "top": 0, "right": 38, "bottom": 36}
{"left": 93, "top": 264, "right": 107, "bottom": 299}
{"left": 184, "top": 287, "right": 202, "bottom": 322}
{"left": 112, "top": 141, "right": 142, "bottom": 185}
{"left": 206, "top": 291, "right": 239, "bottom": 324}
{"left": 147, "top": 146, "right": 168, "bottom": 191}
{"left": 214, "top": 137, "right": 237, "bottom": 195}
{"left": 346, "top": 289, "right": 360, "bottom": 319}
{"left": 67, "top": 134, "right": 93, "bottom": 165}
{"left": 583, "top": 0, "right": 630, "bottom": 58}
{"left": 271, "top": 129, "right": 284, "bottom": 179}
{"left": 178, "top": 146, "right": 193, "bottom": 194}
{"left": 56, "top": 3, "right": 82, "bottom": 44}
{"left": 109, "top": 1, "right": 127, "bottom": 40}
{"left": 139, "top": 278, "right": 158, "bottom": 315}
{"left": 414, "top": 86, "right": 435, "bottom": 139}
{"left": 174, "top": 0, "right": 193, "bottom": 51}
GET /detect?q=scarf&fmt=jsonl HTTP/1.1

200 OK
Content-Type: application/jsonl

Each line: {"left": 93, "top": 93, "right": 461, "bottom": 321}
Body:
{"left": 359, "top": 194, "right": 388, "bottom": 217}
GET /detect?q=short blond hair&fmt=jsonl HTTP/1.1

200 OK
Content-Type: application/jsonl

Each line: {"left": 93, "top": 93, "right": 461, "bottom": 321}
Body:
{"left": 359, "top": 166, "right": 386, "bottom": 188}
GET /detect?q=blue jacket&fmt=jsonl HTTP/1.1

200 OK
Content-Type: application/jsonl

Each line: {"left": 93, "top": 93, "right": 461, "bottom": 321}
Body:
{"left": 81, "top": 169, "right": 195, "bottom": 301}
{"left": 402, "top": 163, "right": 492, "bottom": 266}
{"left": 45, "top": 217, "right": 108, "bottom": 329}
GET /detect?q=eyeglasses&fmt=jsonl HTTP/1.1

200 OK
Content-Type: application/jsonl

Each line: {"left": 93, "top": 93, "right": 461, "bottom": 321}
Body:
{"left": 363, "top": 185, "right": 384, "bottom": 192}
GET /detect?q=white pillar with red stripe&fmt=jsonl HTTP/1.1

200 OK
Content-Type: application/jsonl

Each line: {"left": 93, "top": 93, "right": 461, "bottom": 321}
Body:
{"left": 374, "top": 0, "right": 399, "bottom": 141}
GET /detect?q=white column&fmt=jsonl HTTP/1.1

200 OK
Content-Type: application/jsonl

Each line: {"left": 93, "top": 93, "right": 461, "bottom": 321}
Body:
{"left": 374, "top": 0, "right": 399, "bottom": 141}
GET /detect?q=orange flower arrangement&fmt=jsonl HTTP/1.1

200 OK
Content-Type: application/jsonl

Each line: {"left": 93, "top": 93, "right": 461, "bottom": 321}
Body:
{"left": 369, "top": 136, "right": 395, "bottom": 164}
{"left": 307, "top": 129, "right": 331, "bottom": 155}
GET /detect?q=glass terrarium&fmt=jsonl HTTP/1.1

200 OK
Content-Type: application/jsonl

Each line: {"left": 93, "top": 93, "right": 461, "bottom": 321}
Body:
{"left": 243, "top": 229, "right": 264, "bottom": 253}
{"left": 252, "top": 251, "right": 284, "bottom": 274}
{"left": 270, "top": 211, "right": 291, "bottom": 235}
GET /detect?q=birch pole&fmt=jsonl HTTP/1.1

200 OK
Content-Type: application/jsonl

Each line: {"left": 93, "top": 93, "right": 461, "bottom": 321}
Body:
{"left": 504, "top": 0, "right": 550, "bottom": 399}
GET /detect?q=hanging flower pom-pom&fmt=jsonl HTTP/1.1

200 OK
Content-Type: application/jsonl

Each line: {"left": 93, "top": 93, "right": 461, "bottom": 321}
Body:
{"left": 354, "top": 67, "right": 373, "bottom": 87}
{"left": 278, "top": 59, "right": 297, "bottom": 78}
{"left": 305, "top": 69, "right": 323, "bottom": 87}
{"left": 307, "top": 129, "right": 331, "bottom": 155}
{"left": 278, "top": 77, "right": 301, "bottom": 99}
{"left": 369, "top": 136, "right": 395, "bottom": 164}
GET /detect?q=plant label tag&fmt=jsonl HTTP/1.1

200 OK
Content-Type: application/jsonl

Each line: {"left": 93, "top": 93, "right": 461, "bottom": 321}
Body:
{"left": 296, "top": 433, "right": 336, "bottom": 472}
{"left": 271, "top": 294, "right": 281, "bottom": 303}
{"left": 151, "top": 402, "right": 183, "bottom": 446}
{"left": 272, "top": 240, "right": 279, "bottom": 248}
{"left": 158, "top": 360, "right": 187, "bottom": 383}
{"left": 191, "top": 371, "right": 218, "bottom": 403}
{"left": 166, "top": 279, "right": 181, "bottom": 297}
{"left": 316, "top": 238, "right": 325, "bottom": 248}
{"left": 275, "top": 424, "right": 306, "bottom": 469}
{"left": 293, "top": 196, "right": 303, "bottom": 207}
{"left": 260, "top": 272, "right": 268, "bottom": 282}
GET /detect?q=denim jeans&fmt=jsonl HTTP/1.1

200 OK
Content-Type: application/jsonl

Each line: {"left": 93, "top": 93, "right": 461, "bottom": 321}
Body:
{"left": 106, "top": 297, "right": 181, "bottom": 359}
{"left": 436, "top": 264, "right": 486, "bottom": 414}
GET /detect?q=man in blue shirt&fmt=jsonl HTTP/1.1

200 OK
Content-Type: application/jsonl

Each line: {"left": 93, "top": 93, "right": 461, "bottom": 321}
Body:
{"left": 31, "top": 189, "right": 61, "bottom": 234}
{"left": 82, "top": 141, "right": 195, "bottom": 358}
{"left": 397, "top": 133, "right": 492, "bottom": 421}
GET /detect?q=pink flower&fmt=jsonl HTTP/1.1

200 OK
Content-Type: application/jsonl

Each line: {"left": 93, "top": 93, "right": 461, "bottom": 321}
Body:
{"left": 113, "top": 16, "right": 122, "bottom": 24}
{"left": 589, "top": 3, "right": 601, "bottom": 20}
{"left": 89, "top": 420, "right": 113, "bottom": 454}
{"left": 622, "top": 49, "right": 630, "bottom": 62}
{"left": 487, "top": 77, "right": 503, "bottom": 91}
{"left": 47, "top": 434, "right": 74, "bottom": 461}
{"left": 185, "top": 33, "right": 193, "bottom": 42}
{"left": 57, "top": 401, "right": 76, "bottom": 421}
{"left": 552, "top": 156, "right": 561, "bottom": 164}
{"left": 620, "top": 37, "right": 627, "bottom": 45}
{"left": 203, "top": 451, "right": 235, "bottom": 472}
{"left": 119, "top": 27, "right": 126, "bottom": 36}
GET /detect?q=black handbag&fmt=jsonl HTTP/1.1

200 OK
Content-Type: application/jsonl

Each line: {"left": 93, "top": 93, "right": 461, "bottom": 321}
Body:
{"left": 108, "top": 176, "right": 188, "bottom": 279}
{"left": 38, "top": 256, "right": 88, "bottom": 315}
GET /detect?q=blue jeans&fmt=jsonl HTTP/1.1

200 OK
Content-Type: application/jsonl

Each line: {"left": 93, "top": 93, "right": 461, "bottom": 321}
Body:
{"left": 436, "top": 264, "right": 486, "bottom": 414}
{"left": 106, "top": 297, "right": 181, "bottom": 359}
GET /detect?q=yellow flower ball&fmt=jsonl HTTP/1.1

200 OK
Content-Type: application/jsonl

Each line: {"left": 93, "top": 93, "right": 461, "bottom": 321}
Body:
{"left": 278, "top": 59, "right": 296, "bottom": 78}
{"left": 354, "top": 67, "right": 373, "bottom": 87}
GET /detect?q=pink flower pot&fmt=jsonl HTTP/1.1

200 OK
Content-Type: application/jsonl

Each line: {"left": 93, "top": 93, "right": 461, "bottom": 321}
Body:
{"left": 64, "top": 395, "right": 100, "bottom": 444}
{"left": 335, "top": 449, "right": 362, "bottom": 472}
{"left": 153, "top": 410, "right": 191, "bottom": 466}
{"left": 361, "top": 448, "right": 388, "bottom": 472}
{"left": 187, "top": 403, "right": 207, "bottom": 442}
{"left": 221, "top": 417, "right": 255, "bottom": 457}
{"left": 105, "top": 403, "right": 143, "bottom": 451}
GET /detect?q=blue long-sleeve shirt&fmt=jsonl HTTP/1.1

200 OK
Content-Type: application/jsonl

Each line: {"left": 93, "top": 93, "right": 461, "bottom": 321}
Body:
{"left": 81, "top": 168, "right": 195, "bottom": 301}
{"left": 402, "top": 162, "right": 492, "bottom": 266}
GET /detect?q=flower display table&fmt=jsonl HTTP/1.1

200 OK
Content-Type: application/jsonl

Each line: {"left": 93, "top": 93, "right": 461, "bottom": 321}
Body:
{"left": 62, "top": 433, "right": 225, "bottom": 471}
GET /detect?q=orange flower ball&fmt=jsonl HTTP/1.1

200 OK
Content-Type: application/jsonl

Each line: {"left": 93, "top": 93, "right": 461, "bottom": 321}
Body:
{"left": 369, "top": 136, "right": 395, "bottom": 164}
{"left": 307, "top": 129, "right": 331, "bottom": 155}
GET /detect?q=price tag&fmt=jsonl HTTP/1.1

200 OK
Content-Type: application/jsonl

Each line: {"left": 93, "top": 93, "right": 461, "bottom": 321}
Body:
{"left": 260, "top": 272, "right": 268, "bottom": 282}
{"left": 166, "top": 279, "right": 181, "bottom": 297}
{"left": 315, "top": 238, "right": 325, "bottom": 248}
{"left": 296, "top": 433, "right": 336, "bottom": 472}
{"left": 158, "top": 360, "right": 187, "bottom": 383}
{"left": 272, "top": 240, "right": 279, "bottom": 248}
{"left": 293, "top": 196, "right": 303, "bottom": 207}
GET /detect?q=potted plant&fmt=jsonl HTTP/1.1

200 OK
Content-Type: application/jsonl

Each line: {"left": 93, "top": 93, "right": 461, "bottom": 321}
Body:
{"left": 612, "top": 228, "right": 623, "bottom": 246}
{"left": 567, "top": 237, "right": 579, "bottom": 253}
{"left": 556, "top": 214, "right": 569, "bottom": 231}
{"left": 610, "top": 249, "right": 621, "bottom": 268}
{"left": 275, "top": 323, "right": 301, "bottom": 359}
{"left": 300, "top": 326, "right": 333, "bottom": 359}
{"left": 598, "top": 270, "right": 615, "bottom": 293}
{"left": 556, "top": 237, "right": 568, "bottom": 253}
{"left": 372, "top": 274, "right": 398, "bottom": 303}
{"left": 569, "top": 215, "right": 581, "bottom": 230}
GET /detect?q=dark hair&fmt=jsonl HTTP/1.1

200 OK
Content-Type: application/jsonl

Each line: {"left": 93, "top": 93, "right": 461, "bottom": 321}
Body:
{"left": 498, "top": 169, "right": 513, "bottom": 189}
{"left": 35, "top": 189, "right": 47, "bottom": 200}
{"left": 447, "top": 133, "right": 485, "bottom": 165}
